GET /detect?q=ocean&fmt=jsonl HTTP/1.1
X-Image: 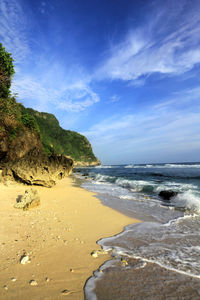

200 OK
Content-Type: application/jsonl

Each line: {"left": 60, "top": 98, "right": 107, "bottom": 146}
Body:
{"left": 74, "top": 163, "right": 200, "bottom": 299}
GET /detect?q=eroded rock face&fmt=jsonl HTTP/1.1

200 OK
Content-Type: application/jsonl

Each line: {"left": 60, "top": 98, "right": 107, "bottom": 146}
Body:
{"left": 0, "top": 121, "right": 43, "bottom": 165}
{"left": 2, "top": 148, "right": 74, "bottom": 187}
{"left": 74, "top": 160, "right": 101, "bottom": 167}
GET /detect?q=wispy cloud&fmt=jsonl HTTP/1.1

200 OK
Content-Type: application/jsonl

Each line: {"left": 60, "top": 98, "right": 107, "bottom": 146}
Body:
{"left": 0, "top": 0, "right": 99, "bottom": 113}
{"left": 108, "top": 95, "right": 120, "bottom": 103}
{"left": 83, "top": 85, "right": 200, "bottom": 163}
{"left": 96, "top": 0, "right": 200, "bottom": 83}
{"left": 154, "top": 87, "right": 200, "bottom": 111}
{"left": 13, "top": 75, "right": 99, "bottom": 113}
{"left": 0, "top": 0, "right": 30, "bottom": 64}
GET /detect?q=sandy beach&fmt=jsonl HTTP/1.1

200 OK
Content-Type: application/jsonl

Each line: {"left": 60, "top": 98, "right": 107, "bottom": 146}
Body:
{"left": 0, "top": 176, "right": 140, "bottom": 299}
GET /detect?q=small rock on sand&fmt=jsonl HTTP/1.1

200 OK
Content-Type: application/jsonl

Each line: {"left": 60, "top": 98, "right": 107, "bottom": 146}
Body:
{"left": 20, "top": 254, "right": 30, "bottom": 264}
{"left": 45, "top": 277, "right": 50, "bottom": 282}
{"left": 11, "top": 278, "right": 17, "bottom": 282}
{"left": 61, "top": 289, "right": 71, "bottom": 295}
{"left": 91, "top": 249, "right": 107, "bottom": 258}
{"left": 4, "top": 285, "right": 8, "bottom": 290}
{"left": 29, "top": 280, "right": 38, "bottom": 286}
{"left": 121, "top": 259, "right": 128, "bottom": 267}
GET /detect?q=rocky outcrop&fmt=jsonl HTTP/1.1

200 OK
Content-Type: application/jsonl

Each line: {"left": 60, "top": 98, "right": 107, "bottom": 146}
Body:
{"left": 74, "top": 160, "right": 101, "bottom": 167}
{"left": 1, "top": 148, "right": 74, "bottom": 187}
{"left": 0, "top": 124, "right": 43, "bottom": 163}
{"left": 14, "top": 189, "right": 40, "bottom": 210}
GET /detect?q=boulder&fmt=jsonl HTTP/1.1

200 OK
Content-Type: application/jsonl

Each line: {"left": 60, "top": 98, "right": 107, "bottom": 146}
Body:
{"left": 14, "top": 189, "right": 40, "bottom": 210}
{"left": 159, "top": 190, "right": 178, "bottom": 201}
{"left": 2, "top": 148, "right": 74, "bottom": 187}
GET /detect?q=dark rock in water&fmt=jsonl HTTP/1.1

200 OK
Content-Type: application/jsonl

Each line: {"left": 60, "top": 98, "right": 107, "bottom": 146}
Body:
{"left": 159, "top": 190, "right": 178, "bottom": 201}
{"left": 1, "top": 148, "right": 74, "bottom": 187}
{"left": 83, "top": 173, "right": 89, "bottom": 177}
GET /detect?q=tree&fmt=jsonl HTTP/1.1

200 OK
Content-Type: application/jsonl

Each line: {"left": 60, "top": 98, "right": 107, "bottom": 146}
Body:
{"left": 0, "top": 43, "right": 15, "bottom": 98}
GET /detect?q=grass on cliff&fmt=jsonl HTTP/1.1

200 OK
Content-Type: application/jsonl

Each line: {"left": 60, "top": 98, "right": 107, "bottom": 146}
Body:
{"left": 0, "top": 43, "right": 98, "bottom": 164}
{"left": 0, "top": 97, "right": 40, "bottom": 132}
{"left": 25, "top": 108, "right": 98, "bottom": 162}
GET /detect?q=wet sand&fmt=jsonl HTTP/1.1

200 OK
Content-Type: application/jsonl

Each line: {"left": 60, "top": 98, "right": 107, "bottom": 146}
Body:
{"left": 0, "top": 176, "right": 140, "bottom": 299}
{"left": 93, "top": 257, "right": 200, "bottom": 300}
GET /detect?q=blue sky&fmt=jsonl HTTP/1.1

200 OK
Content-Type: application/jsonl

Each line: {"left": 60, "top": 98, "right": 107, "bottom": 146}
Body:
{"left": 0, "top": 0, "right": 200, "bottom": 164}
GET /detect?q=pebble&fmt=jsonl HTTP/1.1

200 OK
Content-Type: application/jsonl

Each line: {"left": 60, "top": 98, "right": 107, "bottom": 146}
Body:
{"left": 61, "top": 289, "right": 72, "bottom": 295}
{"left": 45, "top": 277, "right": 50, "bottom": 282}
{"left": 91, "top": 249, "right": 107, "bottom": 258}
{"left": 70, "top": 268, "right": 74, "bottom": 272}
{"left": 4, "top": 285, "right": 8, "bottom": 290}
{"left": 20, "top": 255, "right": 30, "bottom": 264}
{"left": 91, "top": 250, "right": 98, "bottom": 258}
{"left": 11, "top": 278, "right": 17, "bottom": 282}
{"left": 29, "top": 280, "right": 38, "bottom": 286}
{"left": 121, "top": 259, "right": 128, "bottom": 267}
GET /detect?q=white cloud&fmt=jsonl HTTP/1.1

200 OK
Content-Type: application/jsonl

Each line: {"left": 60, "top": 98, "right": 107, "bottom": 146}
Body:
{"left": 82, "top": 86, "right": 200, "bottom": 163}
{"left": 109, "top": 95, "right": 120, "bottom": 103}
{"left": 0, "top": 0, "right": 30, "bottom": 64}
{"left": 83, "top": 111, "right": 200, "bottom": 163}
{"left": 55, "top": 83, "right": 99, "bottom": 112}
{"left": 12, "top": 76, "right": 99, "bottom": 113}
{"left": 96, "top": 1, "right": 200, "bottom": 82}
{"left": 154, "top": 87, "right": 200, "bottom": 111}
{"left": 0, "top": 0, "right": 99, "bottom": 113}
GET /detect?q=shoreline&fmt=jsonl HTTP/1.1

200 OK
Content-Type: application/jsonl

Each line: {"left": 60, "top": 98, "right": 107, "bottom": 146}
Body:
{"left": 0, "top": 176, "right": 140, "bottom": 299}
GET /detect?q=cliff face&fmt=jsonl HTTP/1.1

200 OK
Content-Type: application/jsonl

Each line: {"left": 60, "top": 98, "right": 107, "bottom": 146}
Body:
{"left": 0, "top": 98, "right": 74, "bottom": 187}
{"left": 25, "top": 108, "right": 100, "bottom": 166}
{"left": 0, "top": 97, "right": 43, "bottom": 164}
{"left": 0, "top": 43, "right": 93, "bottom": 187}
{"left": 2, "top": 148, "right": 73, "bottom": 187}
{"left": 0, "top": 43, "right": 100, "bottom": 174}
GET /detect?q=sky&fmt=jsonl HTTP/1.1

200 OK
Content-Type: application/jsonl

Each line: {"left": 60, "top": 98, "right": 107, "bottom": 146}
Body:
{"left": 0, "top": 0, "right": 200, "bottom": 164}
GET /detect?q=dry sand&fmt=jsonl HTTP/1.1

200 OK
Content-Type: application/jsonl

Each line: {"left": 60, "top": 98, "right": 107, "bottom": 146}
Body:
{"left": 0, "top": 176, "right": 140, "bottom": 299}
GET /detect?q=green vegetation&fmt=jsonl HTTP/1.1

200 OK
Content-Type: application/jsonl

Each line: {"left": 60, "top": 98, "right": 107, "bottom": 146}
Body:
{"left": 0, "top": 97, "right": 40, "bottom": 136}
{"left": 0, "top": 43, "right": 15, "bottom": 98}
{"left": 26, "top": 108, "right": 98, "bottom": 162}
{"left": 0, "top": 43, "right": 99, "bottom": 164}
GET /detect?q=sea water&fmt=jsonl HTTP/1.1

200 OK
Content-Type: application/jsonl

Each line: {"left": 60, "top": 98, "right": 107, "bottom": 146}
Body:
{"left": 74, "top": 163, "right": 200, "bottom": 299}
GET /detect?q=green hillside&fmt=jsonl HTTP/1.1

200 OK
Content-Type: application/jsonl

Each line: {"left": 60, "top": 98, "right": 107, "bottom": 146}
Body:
{"left": 24, "top": 108, "right": 99, "bottom": 163}
{"left": 0, "top": 43, "right": 100, "bottom": 166}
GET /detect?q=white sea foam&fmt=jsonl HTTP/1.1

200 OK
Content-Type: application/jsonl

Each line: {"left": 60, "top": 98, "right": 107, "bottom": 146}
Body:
{"left": 124, "top": 164, "right": 134, "bottom": 168}
{"left": 171, "top": 190, "right": 200, "bottom": 212}
{"left": 163, "top": 214, "right": 198, "bottom": 227}
{"left": 126, "top": 163, "right": 200, "bottom": 169}
{"left": 94, "top": 173, "right": 114, "bottom": 183}
{"left": 116, "top": 178, "right": 155, "bottom": 191}
{"left": 95, "top": 165, "right": 113, "bottom": 168}
{"left": 164, "top": 163, "right": 200, "bottom": 168}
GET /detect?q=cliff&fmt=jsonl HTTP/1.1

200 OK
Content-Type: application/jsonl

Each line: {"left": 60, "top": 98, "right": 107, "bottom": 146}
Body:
{"left": 0, "top": 97, "right": 43, "bottom": 163}
{"left": 0, "top": 97, "right": 74, "bottom": 186}
{"left": 0, "top": 43, "right": 99, "bottom": 188}
{"left": 24, "top": 107, "right": 100, "bottom": 166}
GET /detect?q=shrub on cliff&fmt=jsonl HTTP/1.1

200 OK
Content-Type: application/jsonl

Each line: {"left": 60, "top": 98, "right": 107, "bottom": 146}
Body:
{"left": 26, "top": 108, "right": 98, "bottom": 163}
{"left": 0, "top": 43, "right": 15, "bottom": 98}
